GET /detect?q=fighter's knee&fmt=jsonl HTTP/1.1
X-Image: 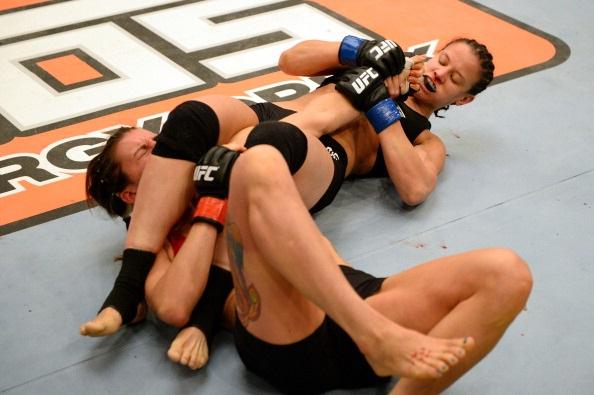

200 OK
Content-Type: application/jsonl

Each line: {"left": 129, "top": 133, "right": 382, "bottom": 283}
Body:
{"left": 233, "top": 145, "right": 289, "bottom": 183}
{"left": 245, "top": 121, "right": 308, "bottom": 174}
{"left": 489, "top": 248, "right": 533, "bottom": 301}
{"left": 153, "top": 101, "right": 220, "bottom": 163}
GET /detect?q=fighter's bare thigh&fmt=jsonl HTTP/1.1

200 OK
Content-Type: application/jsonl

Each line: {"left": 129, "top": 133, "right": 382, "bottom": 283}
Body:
{"left": 365, "top": 248, "right": 517, "bottom": 332}
{"left": 196, "top": 95, "right": 259, "bottom": 142}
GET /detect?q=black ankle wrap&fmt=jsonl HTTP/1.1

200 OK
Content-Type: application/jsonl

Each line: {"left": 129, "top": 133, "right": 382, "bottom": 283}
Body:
{"left": 100, "top": 249, "right": 156, "bottom": 324}
{"left": 185, "top": 266, "right": 233, "bottom": 346}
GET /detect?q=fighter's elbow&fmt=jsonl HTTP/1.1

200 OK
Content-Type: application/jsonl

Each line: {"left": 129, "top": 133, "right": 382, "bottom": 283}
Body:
{"left": 400, "top": 191, "right": 428, "bottom": 207}
{"left": 398, "top": 179, "right": 435, "bottom": 206}
{"left": 152, "top": 301, "right": 190, "bottom": 328}
{"left": 278, "top": 50, "right": 294, "bottom": 74}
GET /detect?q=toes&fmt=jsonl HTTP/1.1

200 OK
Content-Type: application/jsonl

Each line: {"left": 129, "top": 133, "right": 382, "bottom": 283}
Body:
{"left": 188, "top": 353, "right": 199, "bottom": 370}
{"left": 189, "top": 352, "right": 208, "bottom": 370}
{"left": 167, "top": 339, "right": 184, "bottom": 363}
{"left": 180, "top": 347, "right": 192, "bottom": 365}
{"left": 189, "top": 342, "right": 208, "bottom": 370}
{"left": 417, "top": 354, "right": 449, "bottom": 378}
{"left": 447, "top": 336, "right": 474, "bottom": 358}
{"left": 436, "top": 350, "right": 460, "bottom": 371}
{"left": 411, "top": 360, "right": 446, "bottom": 379}
{"left": 446, "top": 354, "right": 459, "bottom": 366}
{"left": 409, "top": 350, "right": 448, "bottom": 379}
{"left": 411, "top": 344, "right": 466, "bottom": 379}
{"left": 457, "top": 336, "right": 475, "bottom": 350}
{"left": 436, "top": 362, "right": 449, "bottom": 375}
{"left": 167, "top": 347, "right": 181, "bottom": 363}
{"left": 463, "top": 336, "right": 475, "bottom": 349}
{"left": 83, "top": 322, "right": 106, "bottom": 337}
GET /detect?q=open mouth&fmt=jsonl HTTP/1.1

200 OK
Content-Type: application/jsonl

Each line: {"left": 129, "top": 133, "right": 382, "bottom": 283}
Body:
{"left": 423, "top": 75, "right": 436, "bottom": 93}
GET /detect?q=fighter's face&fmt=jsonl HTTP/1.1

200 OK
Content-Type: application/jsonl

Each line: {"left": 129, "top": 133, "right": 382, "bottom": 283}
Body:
{"left": 415, "top": 42, "right": 481, "bottom": 109}
{"left": 115, "top": 128, "right": 156, "bottom": 187}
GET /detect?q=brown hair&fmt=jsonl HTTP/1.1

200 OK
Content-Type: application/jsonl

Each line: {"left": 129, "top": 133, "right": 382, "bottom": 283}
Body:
{"left": 85, "top": 126, "right": 135, "bottom": 217}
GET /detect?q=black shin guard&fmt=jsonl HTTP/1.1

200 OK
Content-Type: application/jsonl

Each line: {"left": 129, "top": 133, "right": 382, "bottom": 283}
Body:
{"left": 100, "top": 249, "right": 155, "bottom": 324}
{"left": 153, "top": 101, "right": 220, "bottom": 164}
{"left": 185, "top": 266, "right": 233, "bottom": 346}
{"left": 244, "top": 121, "right": 308, "bottom": 174}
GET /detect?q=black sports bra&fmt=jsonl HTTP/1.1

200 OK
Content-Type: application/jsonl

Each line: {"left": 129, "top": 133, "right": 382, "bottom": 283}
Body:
{"left": 361, "top": 99, "right": 431, "bottom": 178}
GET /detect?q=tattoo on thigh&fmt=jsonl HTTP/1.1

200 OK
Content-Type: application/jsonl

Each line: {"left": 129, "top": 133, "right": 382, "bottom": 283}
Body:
{"left": 225, "top": 222, "right": 261, "bottom": 326}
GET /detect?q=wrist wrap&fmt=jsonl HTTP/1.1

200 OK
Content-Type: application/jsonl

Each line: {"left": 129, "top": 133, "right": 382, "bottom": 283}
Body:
{"left": 366, "top": 99, "right": 403, "bottom": 133}
{"left": 339, "top": 35, "right": 366, "bottom": 66}
{"left": 192, "top": 197, "right": 227, "bottom": 232}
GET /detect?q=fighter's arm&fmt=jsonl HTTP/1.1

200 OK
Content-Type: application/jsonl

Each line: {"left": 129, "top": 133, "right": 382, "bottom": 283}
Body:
{"left": 334, "top": 62, "right": 444, "bottom": 205}
{"left": 144, "top": 225, "right": 230, "bottom": 371}
{"left": 279, "top": 36, "right": 405, "bottom": 79}
{"left": 145, "top": 222, "right": 218, "bottom": 328}
{"left": 378, "top": 127, "right": 446, "bottom": 206}
{"left": 281, "top": 85, "right": 360, "bottom": 138}
{"left": 355, "top": 57, "right": 440, "bottom": 205}
{"left": 279, "top": 40, "right": 344, "bottom": 76}
{"left": 146, "top": 145, "right": 237, "bottom": 327}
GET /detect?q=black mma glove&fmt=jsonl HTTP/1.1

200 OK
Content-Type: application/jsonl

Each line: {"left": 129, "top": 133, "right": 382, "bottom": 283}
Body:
{"left": 194, "top": 145, "right": 239, "bottom": 198}
{"left": 338, "top": 35, "right": 406, "bottom": 78}
{"left": 335, "top": 66, "right": 403, "bottom": 134}
{"left": 192, "top": 145, "right": 240, "bottom": 232}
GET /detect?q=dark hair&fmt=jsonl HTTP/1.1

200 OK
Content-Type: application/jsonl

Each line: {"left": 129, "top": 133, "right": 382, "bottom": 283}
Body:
{"left": 433, "top": 37, "right": 495, "bottom": 118}
{"left": 85, "top": 126, "right": 135, "bottom": 217}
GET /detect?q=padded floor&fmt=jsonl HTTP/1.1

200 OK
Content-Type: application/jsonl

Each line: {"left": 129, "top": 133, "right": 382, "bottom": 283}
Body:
{"left": 2, "top": 0, "right": 593, "bottom": 394}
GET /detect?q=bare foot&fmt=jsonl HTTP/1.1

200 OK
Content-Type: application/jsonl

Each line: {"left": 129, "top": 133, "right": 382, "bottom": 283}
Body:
{"left": 80, "top": 307, "right": 123, "bottom": 337}
{"left": 359, "top": 322, "right": 475, "bottom": 380}
{"left": 79, "top": 303, "right": 146, "bottom": 337}
{"left": 167, "top": 326, "right": 209, "bottom": 370}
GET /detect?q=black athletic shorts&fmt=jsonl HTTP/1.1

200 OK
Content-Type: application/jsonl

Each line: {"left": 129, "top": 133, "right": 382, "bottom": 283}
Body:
{"left": 234, "top": 265, "right": 389, "bottom": 394}
{"left": 309, "top": 134, "right": 347, "bottom": 214}
{"left": 249, "top": 101, "right": 296, "bottom": 122}
{"left": 248, "top": 102, "right": 348, "bottom": 215}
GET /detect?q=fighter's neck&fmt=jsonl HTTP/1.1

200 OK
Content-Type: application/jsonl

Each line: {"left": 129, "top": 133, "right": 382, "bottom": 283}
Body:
{"left": 405, "top": 96, "right": 434, "bottom": 118}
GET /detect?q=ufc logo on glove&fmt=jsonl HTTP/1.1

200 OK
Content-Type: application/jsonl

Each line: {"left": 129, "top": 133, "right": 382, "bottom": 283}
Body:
{"left": 371, "top": 40, "right": 399, "bottom": 60}
{"left": 194, "top": 165, "right": 220, "bottom": 182}
{"left": 352, "top": 68, "right": 381, "bottom": 93}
